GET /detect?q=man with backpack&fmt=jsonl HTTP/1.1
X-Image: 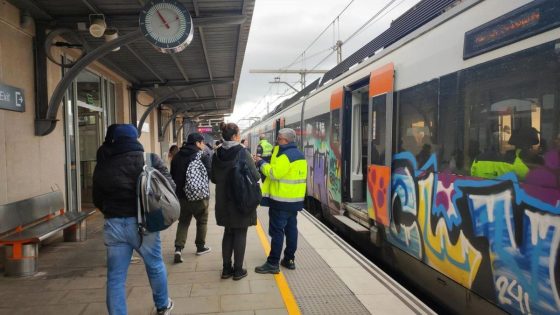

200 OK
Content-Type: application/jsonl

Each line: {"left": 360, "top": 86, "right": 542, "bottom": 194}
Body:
{"left": 93, "top": 124, "right": 175, "bottom": 315}
{"left": 254, "top": 128, "right": 307, "bottom": 274}
{"left": 171, "top": 133, "right": 212, "bottom": 263}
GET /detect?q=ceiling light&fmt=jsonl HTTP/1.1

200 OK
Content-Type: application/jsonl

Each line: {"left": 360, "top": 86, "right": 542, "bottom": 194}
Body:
{"left": 104, "top": 28, "right": 120, "bottom": 51}
{"left": 89, "top": 14, "right": 106, "bottom": 38}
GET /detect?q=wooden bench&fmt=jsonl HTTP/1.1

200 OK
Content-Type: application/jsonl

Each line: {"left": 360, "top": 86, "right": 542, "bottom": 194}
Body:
{"left": 0, "top": 191, "right": 95, "bottom": 277}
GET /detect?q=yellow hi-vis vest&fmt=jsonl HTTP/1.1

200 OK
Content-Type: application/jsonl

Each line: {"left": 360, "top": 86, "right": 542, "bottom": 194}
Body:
{"left": 260, "top": 144, "right": 307, "bottom": 211}
{"left": 471, "top": 149, "right": 529, "bottom": 180}
{"left": 258, "top": 139, "right": 273, "bottom": 158}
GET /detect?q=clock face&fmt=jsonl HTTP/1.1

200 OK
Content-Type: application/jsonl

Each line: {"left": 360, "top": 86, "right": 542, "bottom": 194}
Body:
{"left": 139, "top": 0, "right": 193, "bottom": 53}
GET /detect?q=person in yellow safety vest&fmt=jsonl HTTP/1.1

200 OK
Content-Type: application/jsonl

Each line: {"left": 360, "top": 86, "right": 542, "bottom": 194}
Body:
{"left": 471, "top": 126, "right": 542, "bottom": 180}
{"left": 253, "top": 128, "right": 307, "bottom": 274}
{"left": 256, "top": 134, "right": 274, "bottom": 181}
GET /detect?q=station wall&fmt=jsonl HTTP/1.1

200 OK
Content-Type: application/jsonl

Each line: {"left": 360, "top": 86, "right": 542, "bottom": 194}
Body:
{"left": 0, "top": 2, "right": 165, "bottom": 206}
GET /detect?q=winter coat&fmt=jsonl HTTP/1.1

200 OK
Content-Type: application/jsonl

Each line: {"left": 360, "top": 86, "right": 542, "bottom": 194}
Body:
{"left": 170, "top": 144, "right": 211, "bottom": 199}
{"left": 211, "top": 141, "right": 260, "bottom": 228}
{"left": 92, "top": 139, "right": 175, "bottom": 218}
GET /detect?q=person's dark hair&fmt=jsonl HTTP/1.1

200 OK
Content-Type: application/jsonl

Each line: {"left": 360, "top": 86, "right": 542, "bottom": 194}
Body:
{"left": 241, "top": 139, "right": 246, "bottom": 144}
{"left": 219, "top": 122, "right": 239, "bottom": 141}
{"left": 168, "top": 145, "right": 179, "bottom": 159}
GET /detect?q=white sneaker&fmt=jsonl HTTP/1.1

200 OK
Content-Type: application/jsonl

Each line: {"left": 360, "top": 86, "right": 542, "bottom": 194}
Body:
{"left": 131, "top": 255, "right": 142, "bottom": 264}
{"left": 156, "top": 298, "right": 174, "bottom": 315}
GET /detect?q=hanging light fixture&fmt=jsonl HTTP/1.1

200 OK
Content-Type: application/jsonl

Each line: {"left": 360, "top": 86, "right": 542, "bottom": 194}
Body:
{"left": 89, "top": 14, "right": 106, "bottom": 38}
{"left": 104, "top": 28, "right": 120, "bottom": 51}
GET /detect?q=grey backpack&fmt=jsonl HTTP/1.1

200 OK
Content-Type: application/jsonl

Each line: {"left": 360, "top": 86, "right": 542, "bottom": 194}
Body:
{"left": 137, "top": 153, "right": 180, "bottom": 233}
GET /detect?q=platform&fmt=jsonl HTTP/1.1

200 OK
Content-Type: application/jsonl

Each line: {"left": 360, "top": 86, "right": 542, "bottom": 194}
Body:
{"left": 0, "top": 187, "right": 435, "bottom": 315}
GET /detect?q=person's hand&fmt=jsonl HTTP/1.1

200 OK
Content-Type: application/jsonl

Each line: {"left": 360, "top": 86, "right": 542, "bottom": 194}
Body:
{"left": 254, "top": 156, "right": 262, "bottom": 163}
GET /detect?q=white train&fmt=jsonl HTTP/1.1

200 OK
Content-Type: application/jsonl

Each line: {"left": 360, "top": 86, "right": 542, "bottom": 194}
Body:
{"left": 242, "top": 1, "right": 560, "bottom": 314}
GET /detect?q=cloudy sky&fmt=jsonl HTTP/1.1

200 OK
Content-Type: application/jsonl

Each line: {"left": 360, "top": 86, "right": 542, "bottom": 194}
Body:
{"left": 230, "top": 0, "right": 422, "bottom": 128}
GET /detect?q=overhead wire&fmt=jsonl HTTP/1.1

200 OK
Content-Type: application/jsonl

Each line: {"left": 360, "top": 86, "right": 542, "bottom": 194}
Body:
{"left": 310, "top": 0, "right": 410, "bottom": 71}
{"left": 282, "top": 0, "right": 356, "bottom": 70}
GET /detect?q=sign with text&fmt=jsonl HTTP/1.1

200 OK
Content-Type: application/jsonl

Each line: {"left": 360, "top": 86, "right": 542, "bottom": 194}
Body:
{"left": 0, "top": 83, "right": 25, "bottom": 112}
{"left": 464, "top": 0, "right": 560, "bottom": 59}
{"left": 197, "top": 126, "right": 213, "bottom": 133}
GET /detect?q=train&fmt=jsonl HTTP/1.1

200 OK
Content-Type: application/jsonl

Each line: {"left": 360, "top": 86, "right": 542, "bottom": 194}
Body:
{"left": 241, "top": 0, "right": 560, "bottom": 314}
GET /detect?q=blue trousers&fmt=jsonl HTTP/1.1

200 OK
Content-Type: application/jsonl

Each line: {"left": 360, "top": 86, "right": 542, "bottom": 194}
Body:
{"left": 267, "top": 208, "right": 298, "bottom": 265}
{"left": 104, "top": 217, "right": 169, "bottom": 315}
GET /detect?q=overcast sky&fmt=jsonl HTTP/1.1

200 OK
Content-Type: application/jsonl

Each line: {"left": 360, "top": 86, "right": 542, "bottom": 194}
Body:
{"left": 229, "top": 0, "right": 422, "bottom": 128}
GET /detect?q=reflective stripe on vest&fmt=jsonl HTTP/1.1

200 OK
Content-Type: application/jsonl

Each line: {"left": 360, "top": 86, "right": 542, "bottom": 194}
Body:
{"left": 260, "top": 145, "right": 307, "bottom": 203}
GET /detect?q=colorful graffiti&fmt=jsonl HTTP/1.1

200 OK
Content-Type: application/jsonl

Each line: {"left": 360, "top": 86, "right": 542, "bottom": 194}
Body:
{"left": 367, "top": 165, "right": 390, "bottom": 226}
{"left": 304, "top": 114, "right": 341, "bottom": 213}
{"left": 368, "top": 151, "right": 560, "bottom": 315}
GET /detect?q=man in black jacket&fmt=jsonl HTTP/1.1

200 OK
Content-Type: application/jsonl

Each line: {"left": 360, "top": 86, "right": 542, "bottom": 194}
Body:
{"left": 93, "top": 124, "right": 175, "bottom": 315}
{"left": 171, "top": 132, "right": 212, "bottom": 263}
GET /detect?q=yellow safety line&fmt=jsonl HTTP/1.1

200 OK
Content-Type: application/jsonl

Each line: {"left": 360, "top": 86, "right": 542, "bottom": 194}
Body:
{"left": 255, "top": 219, "right": 301, "bottom": 315}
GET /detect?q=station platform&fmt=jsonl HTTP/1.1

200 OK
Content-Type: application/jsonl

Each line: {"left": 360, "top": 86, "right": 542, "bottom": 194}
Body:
{"left": 0, "top": 189, "right": 435, "bottom": 315}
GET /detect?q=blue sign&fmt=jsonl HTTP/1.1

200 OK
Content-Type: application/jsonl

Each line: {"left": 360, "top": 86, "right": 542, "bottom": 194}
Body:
{"left": 0, "top": 83, "right": 25, "bottom": 112}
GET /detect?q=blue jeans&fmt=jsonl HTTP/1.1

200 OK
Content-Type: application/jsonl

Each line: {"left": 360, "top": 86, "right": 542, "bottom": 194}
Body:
{"left": 104, "top": 217, "right": 169, "bottom": 315}
{"left": 267, "top": 208, "right": 298, "bottom": 265}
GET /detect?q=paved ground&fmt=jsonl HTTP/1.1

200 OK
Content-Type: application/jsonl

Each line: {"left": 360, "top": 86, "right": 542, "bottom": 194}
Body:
{"left": 0, "top": 194, "right": 287, "bottom": 315}
{"left": 0, "top": 188, "right": 429, "bottom": 315}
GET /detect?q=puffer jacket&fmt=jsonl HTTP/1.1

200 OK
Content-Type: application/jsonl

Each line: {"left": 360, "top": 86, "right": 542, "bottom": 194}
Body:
{"left": 211, "top": 141, "right": 260, "bottom": 228}
{"left": 93, "top": 148, "right": 174, "bottom": 218}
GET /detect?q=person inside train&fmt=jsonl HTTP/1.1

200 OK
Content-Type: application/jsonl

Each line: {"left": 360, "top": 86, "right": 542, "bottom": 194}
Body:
{"left": 471, "top": 126, "right": 542, "bottom": 180}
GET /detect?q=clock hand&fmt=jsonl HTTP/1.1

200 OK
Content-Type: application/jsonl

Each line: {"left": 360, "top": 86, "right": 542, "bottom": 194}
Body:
{"left": 156, "top": 10, "right": 170, "bottom": 29}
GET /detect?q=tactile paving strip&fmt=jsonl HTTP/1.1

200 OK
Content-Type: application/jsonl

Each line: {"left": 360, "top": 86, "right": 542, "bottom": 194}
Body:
{"left": 258, "top": 211, "right": 370, "bottom": 314}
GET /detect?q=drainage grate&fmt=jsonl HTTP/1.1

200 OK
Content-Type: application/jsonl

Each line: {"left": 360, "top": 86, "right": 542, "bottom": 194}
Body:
{"left": 258, "top": 211, "right": 370, "bottom": 315}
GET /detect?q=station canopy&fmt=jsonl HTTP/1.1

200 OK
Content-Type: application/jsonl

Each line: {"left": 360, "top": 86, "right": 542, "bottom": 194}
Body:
{"left": 12, "top": 0, "right": 255, "bottom": 123}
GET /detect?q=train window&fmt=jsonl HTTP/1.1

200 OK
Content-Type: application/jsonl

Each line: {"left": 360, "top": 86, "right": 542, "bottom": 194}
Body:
{"left": 439, "top": 73, "right": 466, "bottom": 174}
{"left": 331, "top": 109, "right": 341, "bottom": 147}
{"left": 396, "top": 80, "right": 438, "bottom": 167}
{"left": 371, "top": 95, "right": 387, "bottom": 165}
{"left": 463, "top": 41, "right": 560, "bottom": 182}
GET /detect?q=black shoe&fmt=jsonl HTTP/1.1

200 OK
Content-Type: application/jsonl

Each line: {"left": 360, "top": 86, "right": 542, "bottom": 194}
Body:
{"left": 174, "top": 251, "right": 183, "bottom": 263}
{"left": 233, "top": 268, "right": 248, "bottom": 280}
{"left": 280, "top": 258, "right": 296, "bottom": 270}
{"left": 221, "top": 265, "right": 234, "bottom": 279}
{"left": 254, "top": 262, "right": 280, "bottom": 274}
{"left": 196, "top": 246, "right": 212, "bottom": 256}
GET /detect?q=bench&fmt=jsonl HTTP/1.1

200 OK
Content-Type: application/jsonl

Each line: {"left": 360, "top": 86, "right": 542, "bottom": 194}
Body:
{"left": 0, "top": 191, "right": 95, "bottom": 277}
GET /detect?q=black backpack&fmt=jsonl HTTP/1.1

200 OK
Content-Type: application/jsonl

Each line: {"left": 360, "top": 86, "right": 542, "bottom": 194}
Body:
{"left": 230, "top": 150, "right": 262, "bottom": 214}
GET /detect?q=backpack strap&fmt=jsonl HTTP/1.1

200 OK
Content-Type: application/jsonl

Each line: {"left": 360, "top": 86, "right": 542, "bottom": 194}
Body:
{"left": 137, "top": 153, "right": 149, "bottom": 239}
{"left": 144, "top": 152, "right": 152, "bottom": 167}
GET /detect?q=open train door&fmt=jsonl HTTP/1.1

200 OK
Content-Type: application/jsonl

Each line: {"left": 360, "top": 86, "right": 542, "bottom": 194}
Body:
{"left": 367, "top": 63, "right": 394, "bottom": 246}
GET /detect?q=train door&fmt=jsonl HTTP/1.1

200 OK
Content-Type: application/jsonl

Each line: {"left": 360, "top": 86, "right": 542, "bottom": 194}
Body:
{"left": 338, "top": 78, "right": 371, "bottom": 228}
{"left": 367, "top": 64, "right": 395, "bottom": 243}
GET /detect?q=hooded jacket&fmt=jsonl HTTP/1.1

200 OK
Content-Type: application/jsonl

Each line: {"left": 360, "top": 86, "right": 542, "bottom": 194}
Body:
{"left": 170, "top": 143, "right": 211, "bottom": 199}
{"left": 211, "top": 141, "right": 260, "bottom": 228}
{"left": 92, "top": 137, "right": 175, "bottom": 218}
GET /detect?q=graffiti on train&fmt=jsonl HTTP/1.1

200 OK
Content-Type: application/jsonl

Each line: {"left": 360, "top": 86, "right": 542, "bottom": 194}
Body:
{"left": 367, "top": 151, "right": 560, "bottom": 315}
{"left": 304, "top": 115, "right": 341, "bottom": 212}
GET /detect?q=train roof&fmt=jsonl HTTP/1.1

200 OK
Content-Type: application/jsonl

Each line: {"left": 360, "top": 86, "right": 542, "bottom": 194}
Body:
{"left": 246, "top": 0, "right": 460, "bottom": 131}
